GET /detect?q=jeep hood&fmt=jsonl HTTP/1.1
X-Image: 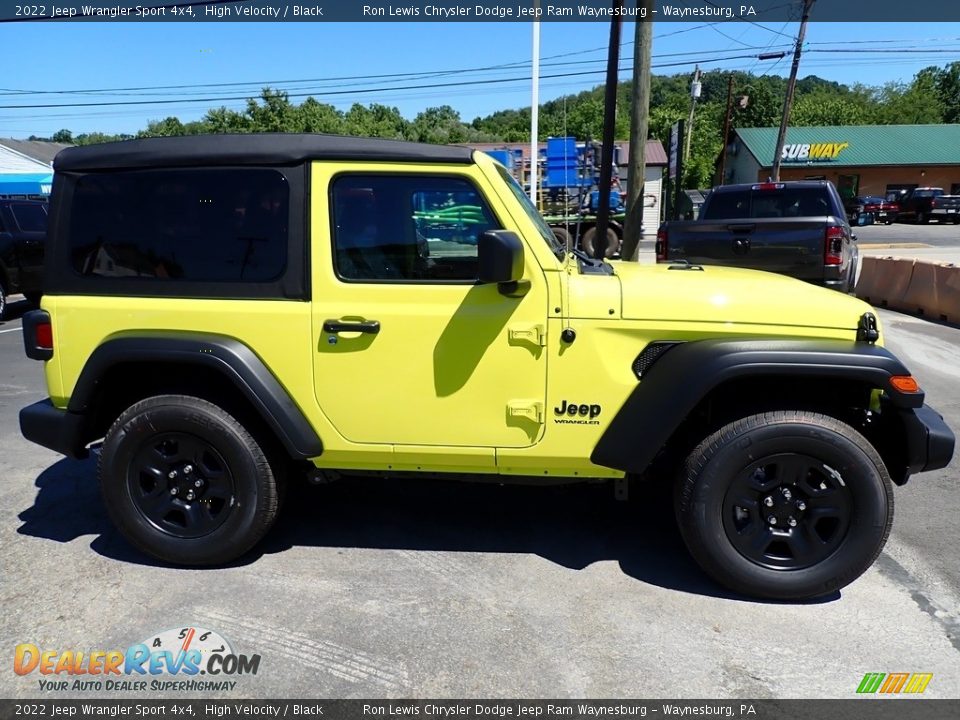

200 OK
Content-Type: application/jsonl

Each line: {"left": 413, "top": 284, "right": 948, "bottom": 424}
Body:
{"left": 613, "top": 262, "right": 872, "bottom": 332}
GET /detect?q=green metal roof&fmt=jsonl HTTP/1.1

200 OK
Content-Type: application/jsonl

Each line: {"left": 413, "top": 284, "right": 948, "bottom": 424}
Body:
{"left": 736, "top": 124, "right": 960, "bottom": 168}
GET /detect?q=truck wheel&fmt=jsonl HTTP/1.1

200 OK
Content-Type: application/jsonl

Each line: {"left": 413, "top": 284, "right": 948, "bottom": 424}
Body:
{"left": 917, "top": 211, "right": 929, "bottom": 224}
{"left": 582, "top": 226, "right": 620, "bottom": 258}
{"left": 0, "top": 282, "right": 6, "bottom": 320}
{"left": 99, "top": 394, "right": 281, "bottom": 566}
{"left": 552, "top": 227, "right": 571, "bottom": 250}
{"left": 675, "top": 411, "right": 893, "bottom": 600}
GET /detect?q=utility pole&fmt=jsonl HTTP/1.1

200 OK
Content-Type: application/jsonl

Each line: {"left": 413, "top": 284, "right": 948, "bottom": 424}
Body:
{"left": 593, "top": 0, "right": 623, "bottom": 261}
{"left": 683, "top": 65, "right": 702, "bottom": 165}
{"left": 718, "top": 75, "right": 734, "bottom": 185}
{"left": 622, "top": 1, "right": 654, "bottom": 262}
{"left": 771, "top": 0, "right": 815, "bottom": 181}
{"left": 529, "top": 1, "right": 540, "bottom": 205}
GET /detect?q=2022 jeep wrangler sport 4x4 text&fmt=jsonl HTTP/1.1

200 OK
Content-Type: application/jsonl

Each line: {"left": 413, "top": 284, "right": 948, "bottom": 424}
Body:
{"left": 20, "top": 134, "right": 955, "bottom": 600}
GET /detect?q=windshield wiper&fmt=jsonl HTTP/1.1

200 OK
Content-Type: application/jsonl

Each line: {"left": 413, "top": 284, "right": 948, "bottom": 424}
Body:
{"left": 570, "top": 247, "right": 602, "bottom": 265}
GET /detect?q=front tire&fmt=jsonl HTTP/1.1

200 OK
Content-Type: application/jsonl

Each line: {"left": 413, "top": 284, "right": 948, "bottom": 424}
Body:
{"left": 99, "top": 395, "right": 281, "bottom": 565}
{"left": 675, "top": 411, "right": 893, "bottom": 600}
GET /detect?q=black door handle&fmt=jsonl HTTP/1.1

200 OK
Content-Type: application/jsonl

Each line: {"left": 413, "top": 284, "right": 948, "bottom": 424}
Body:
{"left": 323, "top": 319, "right": 380, "bottom": 334}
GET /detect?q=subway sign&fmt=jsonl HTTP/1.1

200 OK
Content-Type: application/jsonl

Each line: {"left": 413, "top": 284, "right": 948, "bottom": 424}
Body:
{"left": 781, "top": 142, "right": 849, "bottom": 162}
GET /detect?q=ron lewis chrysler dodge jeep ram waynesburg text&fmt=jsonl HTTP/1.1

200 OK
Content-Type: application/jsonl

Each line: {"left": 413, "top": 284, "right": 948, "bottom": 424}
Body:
{"left": 20, "top": 134, "right": 955, "bottom": 600}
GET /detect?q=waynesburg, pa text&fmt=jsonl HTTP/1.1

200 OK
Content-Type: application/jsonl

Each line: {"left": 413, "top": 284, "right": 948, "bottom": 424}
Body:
{"left": 359, "top": 4, "right": 758, "bottom": 18}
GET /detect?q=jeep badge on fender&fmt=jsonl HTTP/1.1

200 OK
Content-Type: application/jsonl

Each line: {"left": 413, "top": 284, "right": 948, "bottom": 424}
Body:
{"left": 554, "top": 401, "right": 602, "bottom": 419}
{"left": 18, "top": 134, "right": 954, "bottom": 601}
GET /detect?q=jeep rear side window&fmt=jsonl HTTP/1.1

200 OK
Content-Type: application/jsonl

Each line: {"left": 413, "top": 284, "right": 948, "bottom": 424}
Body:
{"left": 69, "top": 169, "right": 288, "bottom": 282}
{"left": 332, "top": 175, "right": 500, "bottom": 282}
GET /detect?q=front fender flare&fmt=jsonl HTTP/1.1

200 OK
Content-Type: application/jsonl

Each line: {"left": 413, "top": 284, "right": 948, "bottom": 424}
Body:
{"left": 590, "top": 338, "right": 919, "bottom": 475}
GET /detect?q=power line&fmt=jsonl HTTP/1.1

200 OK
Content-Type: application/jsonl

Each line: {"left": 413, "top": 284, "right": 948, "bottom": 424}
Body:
{"left": 0, "top": 52, "right": 780, "bottom": 110}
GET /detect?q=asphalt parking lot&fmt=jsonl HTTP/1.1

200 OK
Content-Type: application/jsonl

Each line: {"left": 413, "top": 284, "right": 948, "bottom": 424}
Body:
{"left": 1, "top": 282, "right": 958, "bottom": 700}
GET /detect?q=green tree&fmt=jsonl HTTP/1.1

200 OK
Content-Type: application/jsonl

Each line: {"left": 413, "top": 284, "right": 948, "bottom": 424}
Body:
{"left": 138, "top": 116, "right": 186, "bottom": 138}
{"left": 791, "top": 93, "right": 869, "bottom": 126}
{"left": 203, "top": 106, "right": 252, "bottom": 133}
{"left": 343, "top": 103, "right": 408, "bottom": 138}
{"left": 410, "top": 106, "right": 469, "bottom": 144}
{"left": 51, "top": 129, "right": 74, "bottom": 143}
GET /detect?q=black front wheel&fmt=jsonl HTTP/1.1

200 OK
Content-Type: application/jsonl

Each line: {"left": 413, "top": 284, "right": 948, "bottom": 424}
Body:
{"left": 99, "top": 395, "right": 281, "bottom": 565}
{"left": 675, "top": 411, "right": 893, "bottom": 600}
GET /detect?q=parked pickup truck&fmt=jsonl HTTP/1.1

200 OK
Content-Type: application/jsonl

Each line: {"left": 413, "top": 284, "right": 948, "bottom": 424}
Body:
{"left": 0, "top": 198, "right": 47, "bottom": 317}
{"left": 894, "top": 187, "right": 960, "bottom": 225}
{"left": 656, "top": 181, "right": 857, "bottom": 292}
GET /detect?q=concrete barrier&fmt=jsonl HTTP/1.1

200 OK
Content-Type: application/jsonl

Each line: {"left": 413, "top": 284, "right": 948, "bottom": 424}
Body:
{"left": 855, "top": 256, "right": 915, "bottom": 309}
{"left": 859, "top": 256, "right": 960, "bottom": 323}
{"left": 934, "top": 263, "right": 960, "bottom": 323}
{"left": 900, "top": 260, "right": 941, "bottom": 317}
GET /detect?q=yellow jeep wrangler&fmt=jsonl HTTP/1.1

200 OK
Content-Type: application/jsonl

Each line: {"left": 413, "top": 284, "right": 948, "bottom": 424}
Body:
{"left": 20, "top": 134, "right": 954, "bottom": 599}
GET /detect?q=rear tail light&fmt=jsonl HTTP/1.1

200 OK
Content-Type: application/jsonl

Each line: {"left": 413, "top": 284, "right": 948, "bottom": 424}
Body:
{"left": 824, "top": 225, "right": 844, "bottom": 266}
{"left": 656, "top": 227, "right": 668, "bottom": 261}
{"left": 931, "top": 198, "right": 937, "bottom": 208}
{"left": 22, "top": 310, "right": 53, "bottom": 361}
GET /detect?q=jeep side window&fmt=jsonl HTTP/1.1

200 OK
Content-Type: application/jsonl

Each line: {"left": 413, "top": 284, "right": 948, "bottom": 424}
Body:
{"left": 10, "top": 203, "right": 47, "bottom": 232}
{"left": 69, "top": 168, "right": 289, "bottom": 283}
{"left": 332, "top": 175, "right": 500, "bottom": 282}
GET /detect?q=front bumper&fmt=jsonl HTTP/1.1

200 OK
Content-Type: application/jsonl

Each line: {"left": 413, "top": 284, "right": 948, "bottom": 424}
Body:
{"left": 902, "top": 404, "right": 954, "bottom": 475}
{"left": 20, "top": 399, "right": 89, "bottom": 459}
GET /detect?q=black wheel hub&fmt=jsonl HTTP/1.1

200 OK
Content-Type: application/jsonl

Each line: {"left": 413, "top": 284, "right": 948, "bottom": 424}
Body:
{"left": 722, "top": 453, "right": 853, "bottom": 570}
{"left": 128, "top": 432, "right": 236, "bottom": 539}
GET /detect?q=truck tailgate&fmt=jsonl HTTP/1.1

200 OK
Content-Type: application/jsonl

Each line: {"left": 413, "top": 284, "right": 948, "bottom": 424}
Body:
{"left": 668, "top": 219, "right": 827, "bottom": 279}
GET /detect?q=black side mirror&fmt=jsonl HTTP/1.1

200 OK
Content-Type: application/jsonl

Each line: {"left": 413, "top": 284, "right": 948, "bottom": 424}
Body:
{"left": 478, "top": 231, "right": 524, "bottom": 293}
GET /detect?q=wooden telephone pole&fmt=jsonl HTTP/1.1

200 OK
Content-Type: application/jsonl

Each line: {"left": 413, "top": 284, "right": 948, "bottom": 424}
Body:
{"left": 771, "top": 0, "right": 816, "bottom": 181}
{"left": 622, "top": 0, "right": 654, "bottom": 261}
{"left": 718, "top": 75, "right": 734, "bottom": 185}
{"left": 592, "top": 0, "right": 623, "bottom": 260}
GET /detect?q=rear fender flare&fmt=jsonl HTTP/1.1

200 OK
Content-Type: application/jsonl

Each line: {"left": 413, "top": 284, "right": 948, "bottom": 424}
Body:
{"left": 69, "top": 332, "right": 323, "bottom": 459}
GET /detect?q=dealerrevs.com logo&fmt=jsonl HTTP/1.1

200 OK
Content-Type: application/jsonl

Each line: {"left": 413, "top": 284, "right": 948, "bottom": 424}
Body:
{"left": 14, "top": 626, "right": 260, "bottom": 692}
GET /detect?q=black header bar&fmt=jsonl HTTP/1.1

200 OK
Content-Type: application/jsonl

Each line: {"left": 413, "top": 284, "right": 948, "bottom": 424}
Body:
{"left": 4, "top": 1, "right": 960, "bottom": 23}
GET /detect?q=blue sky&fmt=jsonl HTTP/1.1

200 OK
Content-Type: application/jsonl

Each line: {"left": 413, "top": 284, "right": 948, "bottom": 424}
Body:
{"left": 1, "top": 20, "right": 957, "bottom": 138}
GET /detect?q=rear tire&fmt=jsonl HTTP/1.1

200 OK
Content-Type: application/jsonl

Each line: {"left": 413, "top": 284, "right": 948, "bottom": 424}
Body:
{"left": 675, "top": 411, "right": 893, "bottom": 600}
{"left": 918, "top": 211, "right": 929, "bottom": 224}
{"left": 0, "top": 282, "right": 6, "bottom": 320}
{"left": 99, "top": 394, "right": 281, "bottom": 565}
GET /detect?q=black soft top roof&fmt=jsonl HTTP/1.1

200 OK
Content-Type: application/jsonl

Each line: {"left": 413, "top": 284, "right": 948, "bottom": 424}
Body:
{"left": 54, "top": 133, "right": 476, "bottom": 171}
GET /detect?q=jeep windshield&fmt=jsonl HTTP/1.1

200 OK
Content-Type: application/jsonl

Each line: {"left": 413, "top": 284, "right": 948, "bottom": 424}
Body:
{"left": 495, "top": 165, "right": 565, "bottom": 260}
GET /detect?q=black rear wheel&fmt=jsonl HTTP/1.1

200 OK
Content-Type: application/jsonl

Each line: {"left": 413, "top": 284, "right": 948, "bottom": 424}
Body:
{"left": 675, "top": 411, "right": 893, "bottom": 600}
{"left": 100, "top": 395, "right": 281, "bottom": 565}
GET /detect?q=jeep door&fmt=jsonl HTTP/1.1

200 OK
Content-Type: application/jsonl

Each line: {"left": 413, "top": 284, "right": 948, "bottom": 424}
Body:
{"left": 310, "top": 164, "right": 548, "bottom": 453}
{"left": 6, "top": 202, "right": 47, "bottom": 293}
